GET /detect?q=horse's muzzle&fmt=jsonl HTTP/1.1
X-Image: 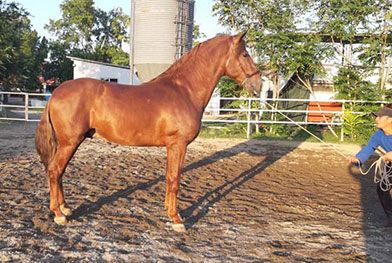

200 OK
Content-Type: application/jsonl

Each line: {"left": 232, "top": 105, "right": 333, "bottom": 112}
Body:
{"left": 245, "top": 79, "right": 262, "bottom": 97}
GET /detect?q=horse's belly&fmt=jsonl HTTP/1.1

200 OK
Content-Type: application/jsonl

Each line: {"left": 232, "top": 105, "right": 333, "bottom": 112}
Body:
{"left": 91, "top": 103, "right": 199, "bottom": 147}
{"left": 94, "top": 128, "right": 166, "bottom": 147}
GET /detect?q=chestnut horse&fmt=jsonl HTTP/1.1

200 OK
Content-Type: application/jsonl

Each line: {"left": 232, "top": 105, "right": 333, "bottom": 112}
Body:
{"left": 35, "top": 32, "right": 261, "bottom": 232}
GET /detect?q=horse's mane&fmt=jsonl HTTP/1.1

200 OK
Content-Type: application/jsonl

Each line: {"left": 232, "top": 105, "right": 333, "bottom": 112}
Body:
{"left": 148, "top": 34, "right": 231, "bottom": 82}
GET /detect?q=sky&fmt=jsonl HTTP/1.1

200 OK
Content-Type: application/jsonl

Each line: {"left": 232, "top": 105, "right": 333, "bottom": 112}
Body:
{"left": 12, "top": 0, "right": 227, "bottom": 40}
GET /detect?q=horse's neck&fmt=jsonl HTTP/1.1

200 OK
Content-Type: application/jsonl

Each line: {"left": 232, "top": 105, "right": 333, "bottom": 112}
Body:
{"left": 172, "top": 46, "right": 227, "bottom": 111}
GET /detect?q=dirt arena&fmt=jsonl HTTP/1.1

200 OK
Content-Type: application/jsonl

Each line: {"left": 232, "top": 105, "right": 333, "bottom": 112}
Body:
{"left": 1, "top": 121, "right": 392, "bottom": 262}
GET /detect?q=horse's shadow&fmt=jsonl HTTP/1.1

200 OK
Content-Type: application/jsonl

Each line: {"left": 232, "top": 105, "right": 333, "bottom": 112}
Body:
{"left": 181, "top": 156, "right": 277, "bottom": 228}
{"left": 70, "top": 177, "right": 163, "bottom": 221}
{"left": 71, "top": 140, "right": 301, "bottom": 227}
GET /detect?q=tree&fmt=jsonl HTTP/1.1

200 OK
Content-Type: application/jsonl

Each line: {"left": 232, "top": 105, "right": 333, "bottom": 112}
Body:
{"left": 43, "top": 0, "right": 130, "bottom": 83}
{"left": 214, "top": 0, "right": 392, "bottom": 99}
{"left": 45, "top": 0, "right": 95, "bottom": 51}
{"left": 192, "top": 24, "right": 207, "bottom": 46}
{"left": 334, "top": 67, "right": 377, "bottom": 101}
{"left": 43, "top": 41, "right": 73, "bottom": 83}
{"left": 92, "top": 7, "right": 129, "bottom": 65}
{"left": 315, "top": 0, "right": 392, "bottom": 99}
{"left": 45, "top": 0, "right": 129, "bottom": 62}
{"left": 0, "top": 1, "right": 48, "bottom": 91}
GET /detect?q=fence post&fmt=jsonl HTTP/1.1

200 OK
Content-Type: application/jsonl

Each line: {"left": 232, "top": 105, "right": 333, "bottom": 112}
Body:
{"left": 24, "top": 93, "right": 28, "bottom": 121}
{"left": 247, "top": 98, "right": 251, "bottom": 139}
{"left": 340, "top": 102, "right": 345, "bottom": 142}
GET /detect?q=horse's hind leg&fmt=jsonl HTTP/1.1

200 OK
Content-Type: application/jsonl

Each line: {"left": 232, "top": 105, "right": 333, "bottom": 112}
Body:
{"left": 59, "top": 179, "right": 72, "bottom": 216}
{"left": 47, "top": 142, "right": 81, "bottom": 224}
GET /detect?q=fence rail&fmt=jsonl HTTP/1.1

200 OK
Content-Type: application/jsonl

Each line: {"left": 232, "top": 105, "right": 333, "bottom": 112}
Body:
{"left": 0, "top": 92, "right": 48, "bottom": 122}
{"left": 0, "top": 91, "right": 387, "bottom": 140}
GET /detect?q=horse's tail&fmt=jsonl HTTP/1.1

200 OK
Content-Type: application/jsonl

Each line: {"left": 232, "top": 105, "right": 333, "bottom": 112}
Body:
{"left": 35, "top": 101, "right": 57, "bottom": 171}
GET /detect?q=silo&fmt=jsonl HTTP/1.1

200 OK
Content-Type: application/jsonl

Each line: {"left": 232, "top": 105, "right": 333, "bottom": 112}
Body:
{"left": 132, "top": 0, "right": 195, "bottom": 82}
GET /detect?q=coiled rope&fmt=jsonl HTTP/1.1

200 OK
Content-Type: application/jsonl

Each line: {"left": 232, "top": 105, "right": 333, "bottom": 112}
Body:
{"left": 357, "top": 157, "right": 392, "bottom": 191}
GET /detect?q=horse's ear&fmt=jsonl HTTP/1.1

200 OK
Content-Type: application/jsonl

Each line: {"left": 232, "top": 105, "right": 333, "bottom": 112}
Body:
{"left": 235, "top": 30, "right": 248, "bottom": 43}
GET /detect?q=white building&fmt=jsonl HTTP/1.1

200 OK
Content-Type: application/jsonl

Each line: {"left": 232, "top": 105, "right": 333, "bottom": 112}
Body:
{"left": 67, "top": 56, "right": 140, "bottom": 85}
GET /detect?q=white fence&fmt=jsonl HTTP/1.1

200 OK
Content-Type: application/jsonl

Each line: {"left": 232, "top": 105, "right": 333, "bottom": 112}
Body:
{"left": 202, "top": 97, "right": 388, "bottom": 138}
{"left": 0, "top": 92, "right": 49, "bottom": 121}
{"left": 0, "top": 91, "right": 388, "bottom": 140}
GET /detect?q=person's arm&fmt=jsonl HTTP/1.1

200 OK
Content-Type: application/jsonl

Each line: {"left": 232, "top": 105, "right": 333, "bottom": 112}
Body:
{"left": 355, "top": 130, "right": 382, "bottom": 164}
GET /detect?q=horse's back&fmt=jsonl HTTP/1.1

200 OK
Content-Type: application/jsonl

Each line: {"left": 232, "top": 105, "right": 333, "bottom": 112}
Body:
{"left": 52, "top": 78, "right": 104, "bottom": 99}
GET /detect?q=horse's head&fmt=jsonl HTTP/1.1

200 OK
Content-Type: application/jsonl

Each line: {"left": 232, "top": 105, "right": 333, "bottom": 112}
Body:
{"left": 224, "top": 32, "right": 262, "bottom": 96}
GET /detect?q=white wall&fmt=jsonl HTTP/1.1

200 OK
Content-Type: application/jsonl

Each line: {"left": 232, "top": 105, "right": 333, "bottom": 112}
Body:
{"left": 72, "top": 59, "right": 140, "bottom": 85}
{"left": 311, "top": 91, "right": 338, "bottom": 101}
{"left": 205, "top": 88, "right": 221, "bottom": 115}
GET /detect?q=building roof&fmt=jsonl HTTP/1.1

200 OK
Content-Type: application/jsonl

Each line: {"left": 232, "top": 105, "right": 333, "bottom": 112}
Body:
{"left": 66, "top": 56, "right": 130, "bottom": 70}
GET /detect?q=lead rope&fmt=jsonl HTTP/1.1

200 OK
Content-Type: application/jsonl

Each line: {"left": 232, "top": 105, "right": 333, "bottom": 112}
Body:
{"left": 261, "top": 100, "right": 348, "bottom": 158}
{"left": 261, "top": 100, "right": 392, "bottom": 191}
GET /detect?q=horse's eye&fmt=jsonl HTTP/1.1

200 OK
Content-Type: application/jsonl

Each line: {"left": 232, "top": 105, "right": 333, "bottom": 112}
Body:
{"left": 242, "top": 52, "right": 249, "bottom": 57}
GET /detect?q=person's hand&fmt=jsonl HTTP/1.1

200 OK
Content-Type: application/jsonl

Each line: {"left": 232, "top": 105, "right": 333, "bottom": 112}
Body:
{"left": 347, "top": 156, "right": 360, "bottom": 165}
{"left": 382, "top": 152, "right": 392, "bottom": 162}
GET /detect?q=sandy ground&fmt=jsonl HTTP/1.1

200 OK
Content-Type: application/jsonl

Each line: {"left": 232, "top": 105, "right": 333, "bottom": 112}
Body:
{"left": 1, "top": 121, "right": 392, "bottom": 262}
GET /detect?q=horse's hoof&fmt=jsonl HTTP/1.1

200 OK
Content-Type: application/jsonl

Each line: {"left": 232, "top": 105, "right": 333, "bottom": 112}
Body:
{"left": 60, "top": 204, "right": 72, "bottom": 216}
{"left": 172, "top": 223, "right": 186, "bottom": 233}
{"left": 54, "top": 216, "right": 67, "bottom": 225}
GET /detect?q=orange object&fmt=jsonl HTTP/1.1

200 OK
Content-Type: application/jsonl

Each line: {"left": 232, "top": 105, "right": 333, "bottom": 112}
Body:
{"left": 307, "top": 102, "right": 342, "bottom": 122}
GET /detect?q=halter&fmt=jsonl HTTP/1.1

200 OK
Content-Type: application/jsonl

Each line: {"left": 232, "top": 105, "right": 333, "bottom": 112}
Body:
{"left": 245, "top": 70, "right": 260, "bottom": 78}
{"left": 225, "top": 40, "right": 260, "bottom": 86}
{"left": 239, "top": 59, "right": 260, "bottom": 86}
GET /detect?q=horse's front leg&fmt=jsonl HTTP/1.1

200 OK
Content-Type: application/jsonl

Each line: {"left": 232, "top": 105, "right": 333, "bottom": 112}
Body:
{"left": 165, "top": 141, "right": 187, "bottom": 232}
